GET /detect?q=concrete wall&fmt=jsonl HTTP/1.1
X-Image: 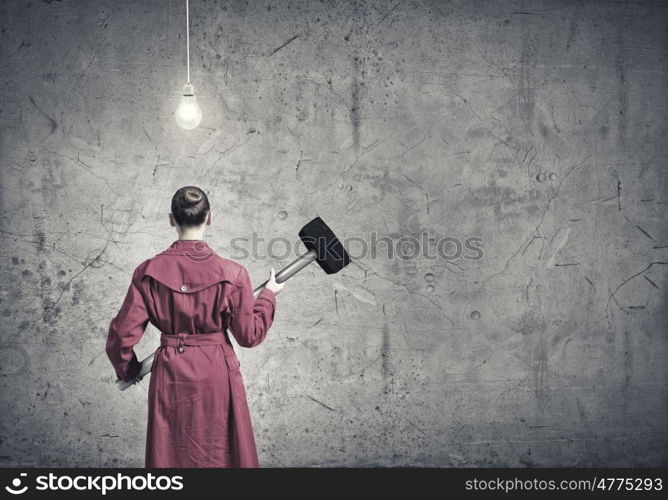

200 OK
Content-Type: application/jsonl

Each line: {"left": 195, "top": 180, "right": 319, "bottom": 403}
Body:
{"left": 1, "top": 0, "right": 667, "bottom": 467}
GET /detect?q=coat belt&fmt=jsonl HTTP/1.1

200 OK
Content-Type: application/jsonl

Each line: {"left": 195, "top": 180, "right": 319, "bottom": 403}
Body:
{"left": 160, "top": 332, "right": 228, "bottom": 353}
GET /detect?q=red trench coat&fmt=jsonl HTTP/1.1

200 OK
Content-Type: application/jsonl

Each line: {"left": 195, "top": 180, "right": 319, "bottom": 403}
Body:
{"left": 105, "top": 239, "right": 276, "bottom": 468}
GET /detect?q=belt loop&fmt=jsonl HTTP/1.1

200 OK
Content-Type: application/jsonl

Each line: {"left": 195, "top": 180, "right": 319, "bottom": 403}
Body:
{"left": 177, "top": 332, "right": 187, "bottom": 353}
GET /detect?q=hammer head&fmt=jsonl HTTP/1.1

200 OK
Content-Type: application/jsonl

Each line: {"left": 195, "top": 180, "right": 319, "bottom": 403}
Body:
{"left": 298, "top": 217, "right": 351, "bottom": 274}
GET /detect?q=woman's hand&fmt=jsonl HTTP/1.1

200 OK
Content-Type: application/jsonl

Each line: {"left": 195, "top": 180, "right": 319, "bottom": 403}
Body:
{"left": 265, "top": 267, "right": 285, "bottom": 295}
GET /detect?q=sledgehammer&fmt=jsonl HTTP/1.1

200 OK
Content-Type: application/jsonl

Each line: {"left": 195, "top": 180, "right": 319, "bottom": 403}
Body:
{"left": 116, "top": 217, "right": 350, "bottom": 390}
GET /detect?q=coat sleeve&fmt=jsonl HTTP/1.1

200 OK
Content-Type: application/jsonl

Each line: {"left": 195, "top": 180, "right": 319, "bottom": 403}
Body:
{"left": 227, "top": 266, "right": 276, "bottom": 348}
{"left": 105, "top": 268, "right": 149, "bottom": 381}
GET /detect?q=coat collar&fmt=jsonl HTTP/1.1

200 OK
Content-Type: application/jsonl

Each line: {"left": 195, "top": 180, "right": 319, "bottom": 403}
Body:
{"left": 160, "top": 239, "right": 213, "bottom": 257}
{"left": 138, "top": 239, "right": 238, "bottom": 293}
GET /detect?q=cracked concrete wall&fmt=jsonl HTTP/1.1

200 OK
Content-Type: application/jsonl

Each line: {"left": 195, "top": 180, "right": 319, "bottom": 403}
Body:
{"left": 1, "top": 0, "right": 667, "bottom": 467}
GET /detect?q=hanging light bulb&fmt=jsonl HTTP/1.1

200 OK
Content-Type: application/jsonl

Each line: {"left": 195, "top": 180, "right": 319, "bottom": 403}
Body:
{"left": 175, "top": 0, "right": 202, "bottom": 129}
{"left": 175, "top": 83, "right": 202, "bottom": 129}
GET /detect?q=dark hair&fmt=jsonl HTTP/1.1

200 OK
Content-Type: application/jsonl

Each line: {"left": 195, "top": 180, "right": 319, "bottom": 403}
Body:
{"left": 171, "top": 186, "right": 210, "bottom": 227}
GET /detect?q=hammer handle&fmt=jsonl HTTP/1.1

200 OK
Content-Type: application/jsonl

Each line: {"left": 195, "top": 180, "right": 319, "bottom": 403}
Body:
{"left": 253, "top": 249, "right": 317, "bottom": 298}
{"left": 116, "top": 249, "right": 319, "bottom": 391}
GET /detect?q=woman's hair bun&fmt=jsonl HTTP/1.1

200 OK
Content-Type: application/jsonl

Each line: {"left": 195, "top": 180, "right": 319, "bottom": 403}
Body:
{"left": 183, "top": 188, "right": 203, "bottom": 207}
{"left": 171, "top": 186, "right": 210, "bottom": 227}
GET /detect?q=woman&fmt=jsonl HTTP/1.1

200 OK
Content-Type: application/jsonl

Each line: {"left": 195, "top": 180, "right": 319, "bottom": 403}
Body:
{"left": 105, "top": 186, "right": 284, "bottom": 468}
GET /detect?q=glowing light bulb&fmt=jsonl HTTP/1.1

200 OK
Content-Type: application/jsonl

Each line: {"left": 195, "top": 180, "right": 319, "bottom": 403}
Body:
{"left": 175, "top": 83, "right": 202, "bottom": 129}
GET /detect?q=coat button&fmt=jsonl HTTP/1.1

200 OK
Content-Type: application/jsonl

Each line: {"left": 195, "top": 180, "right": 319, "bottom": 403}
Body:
{"left": 180, "top": 284, "right": 188, "bottom": 292}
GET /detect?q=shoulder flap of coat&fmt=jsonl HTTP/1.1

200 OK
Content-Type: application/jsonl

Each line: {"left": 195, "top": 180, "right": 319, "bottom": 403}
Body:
{"left": 135, "top": 254, "right": 241, "bottom": 293}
